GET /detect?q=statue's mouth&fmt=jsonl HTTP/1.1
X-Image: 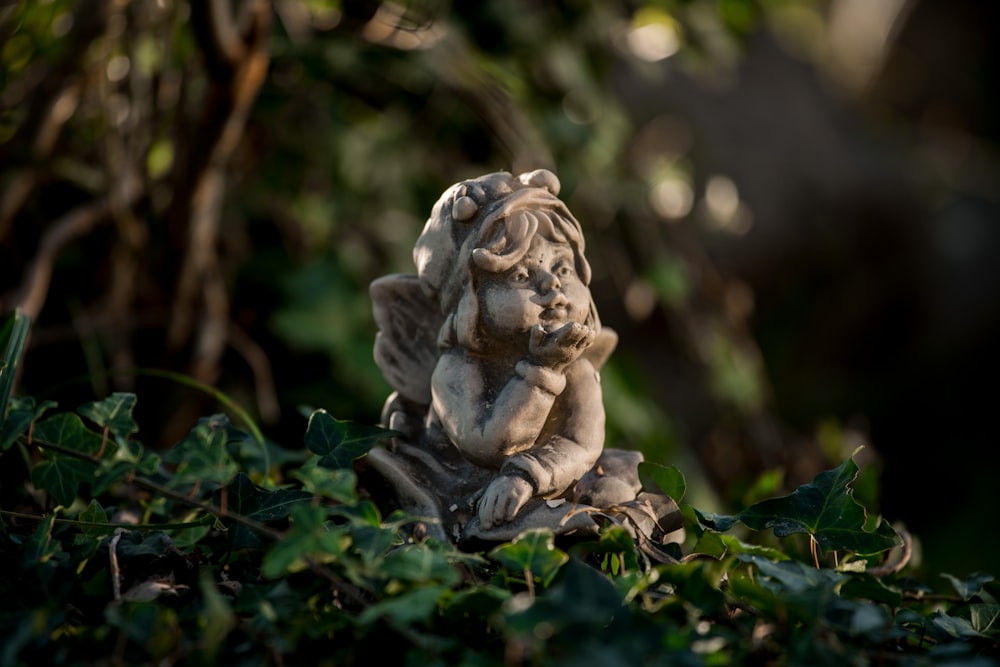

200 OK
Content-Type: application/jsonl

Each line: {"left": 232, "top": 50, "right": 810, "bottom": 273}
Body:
{"left": 539, "top": 308, "right": 568, "bottom": 328}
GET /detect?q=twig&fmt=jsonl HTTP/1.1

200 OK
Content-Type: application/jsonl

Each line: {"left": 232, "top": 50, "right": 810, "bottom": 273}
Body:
{"left": 868, "top": 529, "right": 912, "bottom": 577}
{"left": 110, "top": 527, "right": 125, "bottom": 601}
{"left": 10, "top": 174, "right": 143, "bottom": 320}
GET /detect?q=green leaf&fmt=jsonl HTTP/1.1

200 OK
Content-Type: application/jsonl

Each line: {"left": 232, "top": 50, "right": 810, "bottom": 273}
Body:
{"left": 358, "top": 584, "right": 451, "bottom": 627}
{"left": 198, "top": 570, "right": 236, "bottom": 662}
{"left": 380, "top": 545, "right": 460, "bottom": 587}
{"left": 304, "top": 409, "right": 393, "bottom": 469}
{"left": 638, "top": 461, "right": 686, "bottom": 502}
{"left": 261, "top": 503, "right": 347, "bottom": 578}
{"left": 698, "top": 448, "right": 902, "bottom": 556}
{"left": 0, "top": 396, "right": 56, "bottom": 450}
{"left": 489, "top": 529, "right": 569, "bottom": 588}
{"left": 21, "top": 512, "right": 60, "bottom": 566}
{"left": 163, "top": 414, "right": 239, "bottom": 487}
{"left": 292, "top": 457, "right": 357, "bottom": 504}
{"left": 78, "top": 392, "right": 139, "bottom": 442}
{"left": 216, "top": 473, "right": 313, "bottom": 549}
{"left": 31, "top": 457, "right": 96, "bottom": 506}
{"left": 502, "top": 557, "right": 624, "bottom": 634}
{"left": 78, "top": 499, "right": 110, "bottom": 538}
{"left": 0, "top": 309, "right": 31, "bottom": 427}
{"left": 969, "top": 604, "right": 1000, "bottom": 639}
{"left": 33, "top": 412, "right": 106, "bottom": 456}
{"left": 942, "top": 573, "right": 995, "bottom": 602}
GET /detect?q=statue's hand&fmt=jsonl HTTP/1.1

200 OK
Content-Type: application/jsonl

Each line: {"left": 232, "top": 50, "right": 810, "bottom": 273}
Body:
{"left": 478, "top": 474, "right": 534, "bottom": 530}
{"left": 528, "top": 322, "right": 594, "bottom": 372}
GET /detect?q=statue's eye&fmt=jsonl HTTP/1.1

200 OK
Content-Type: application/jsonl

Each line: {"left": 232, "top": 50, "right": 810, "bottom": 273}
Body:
{"left": 555, "top": 263, "right": 574, "bottom": 278}
{"left": 511, "top": 269, "right": 530, "bottom": 284}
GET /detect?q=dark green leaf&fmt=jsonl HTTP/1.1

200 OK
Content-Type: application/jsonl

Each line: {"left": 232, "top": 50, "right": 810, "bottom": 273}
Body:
{"left": 358, "top": 584, "right": 451, "bottom": 626}
{"left": 0, "top": 396, "right": 56, "bottom": 450}
{"left": 216, "top": 472, "right": 312, "bottom": 549}
{"left": 942, "top": 573, "right": 995, "bottom": 602}
{"left": 33, "top": 412, "right": 105, "bottom": 456}
{"left": 699, "top": 448, "right": 902, "bottom": 555}
{"left": 78, "top": 499, "right": 110, "bottom": 538}
{"left": 969, "top": 604, "right": 1000, "bottom": 638}
{"left": 489, "top": 529, "right": 569, "bottom": 587}
{"left": 304, "top": 409, "right": 393, "bottom": 469}
{"left": 0, "top": 309, "right": 31, "bottom": 427}
{"left": 163, "top": 414, "right": 239, "bottom": 486}
{"left": 21, "top": 512, "right": 59, "bottom": 566}
{"left": 839, "top": 573, "right": 904, "bottom": 607}
{"left": 78, "top": 392, "right": 139, "bottom": 442}
{"left": 31, "top": 456, "right": 95, "bottom": 506}
{"left": 502, "top": 557, "right": 623, "bottom": 635}
{"left": 380, "top": 545, "right": 460, "bottom": 587}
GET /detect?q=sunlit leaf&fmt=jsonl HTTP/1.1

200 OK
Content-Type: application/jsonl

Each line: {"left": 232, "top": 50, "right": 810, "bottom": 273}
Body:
{"left": 292, "top": 457, "right": 357, "bottom": 504}
{"left": 489, "top": 529, "right": 569, "bottom": 587}
{"left": 638, "top": 461, "right": 686, "bottom": 502}
{"left": 380, "top": 545, "right": 460, "bottom": 587}
{"left": 698, "top": 448, "right": 902, "bottom": 555}
{"left": 261, "top": 503, "right": 347, "bottom": 578}
{"left": 304, "top": 409, "right": 393, "bottom": 469}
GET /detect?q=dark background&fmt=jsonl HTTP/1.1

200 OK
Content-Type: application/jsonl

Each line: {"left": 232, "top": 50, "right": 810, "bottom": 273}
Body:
{"left": 2, "top": 0, "right": 997, "bottom": 579}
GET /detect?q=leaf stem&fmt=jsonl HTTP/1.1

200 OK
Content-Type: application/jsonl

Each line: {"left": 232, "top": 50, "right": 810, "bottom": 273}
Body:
{"left": 0, "top": 508, "right": 214, "bottom": 532}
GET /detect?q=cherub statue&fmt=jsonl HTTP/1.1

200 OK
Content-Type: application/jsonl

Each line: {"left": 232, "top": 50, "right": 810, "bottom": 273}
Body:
{"left": 365, "top": 169, "right": 679, "bottom": 546}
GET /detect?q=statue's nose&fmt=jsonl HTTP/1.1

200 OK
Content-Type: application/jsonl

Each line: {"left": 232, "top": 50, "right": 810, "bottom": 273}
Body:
{"left": 538, "top": 271, "right": 561, "bottom": 295}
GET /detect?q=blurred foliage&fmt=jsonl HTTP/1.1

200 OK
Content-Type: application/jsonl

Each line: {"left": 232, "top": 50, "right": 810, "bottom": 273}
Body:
{"left": 2, "top": 0, "right": 999, "bottom": 580}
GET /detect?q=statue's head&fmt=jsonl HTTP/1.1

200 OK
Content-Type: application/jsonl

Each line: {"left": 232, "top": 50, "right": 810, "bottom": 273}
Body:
{"left": 412, "top": 169, "right": 599, "bottom": 350}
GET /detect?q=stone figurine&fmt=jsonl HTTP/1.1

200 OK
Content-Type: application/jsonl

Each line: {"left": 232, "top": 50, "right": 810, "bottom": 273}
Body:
{"left": 364, "top": 169, "right": 681, "bottom": 547}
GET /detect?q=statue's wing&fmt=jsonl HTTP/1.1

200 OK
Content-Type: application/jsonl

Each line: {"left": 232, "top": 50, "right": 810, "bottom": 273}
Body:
{"left": 371, "top": 274, "right": 443, "bottom": 407}
{"left": 583, "top": 326, "right": 618, "bottom": 371}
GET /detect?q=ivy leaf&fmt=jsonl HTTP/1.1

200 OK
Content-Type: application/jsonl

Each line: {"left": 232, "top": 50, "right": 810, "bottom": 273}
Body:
{"left": 21, "top": 512, "right": 60, "bottom": 567}
{"left": 33, "top": 412, "right": 105, "bottom": 456}
{"left": 262, "top": 503, "right": 348, "bottom": 578}
{"left": 489, "top": 529, "right": 569, "bottom": 588}
{"left": 698, "top": 447, "right": 902, "bottom": 556}
{"left": 358, "top": 584, "right": 451, "bottom": 627}
{"left": 78, "top": 499, "right": 111, "bottom": 538}
{"left": 638, "top": 461, "right": 686, "bottom": 502}
{"left": 380, "top": 545, "right": 460, "bottom": 587}
{"left": 216, "top": 473, "right": 313, "bottom": 549}
{"left": 970, "top": 604, "right": 1000, "bottom": 639}
{"left": 1, "top": 396, "right": 56, "bottom": 451}
{"left": 304, "top": 409, "right": 394, "bottom": 469}
{"left": 78, "top": 392, "right": 139, "bottom": 443}
{"left": 163, "top": 414, "right": 239, "bottom": 487}
{"left": 31, "top": 457, "right": 96, "bottom": 506}
{"left": 292, "top": 457, "right": 357, "bottom": 504}
{"left": 942, "top": 573, "right": 995, "bottom": 602}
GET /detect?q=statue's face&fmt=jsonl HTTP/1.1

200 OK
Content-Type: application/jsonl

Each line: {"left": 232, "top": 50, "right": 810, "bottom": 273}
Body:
{"left": 478, "top": 234, "right": 590, "bottom": 338}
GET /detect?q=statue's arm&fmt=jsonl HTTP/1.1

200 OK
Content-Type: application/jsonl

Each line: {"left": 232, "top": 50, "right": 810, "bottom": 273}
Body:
{"left": 431, "top": 350, "right": 562, "bottom": 469}
{"left": 500, "top": 361, "right": 604, "bottom": 496}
